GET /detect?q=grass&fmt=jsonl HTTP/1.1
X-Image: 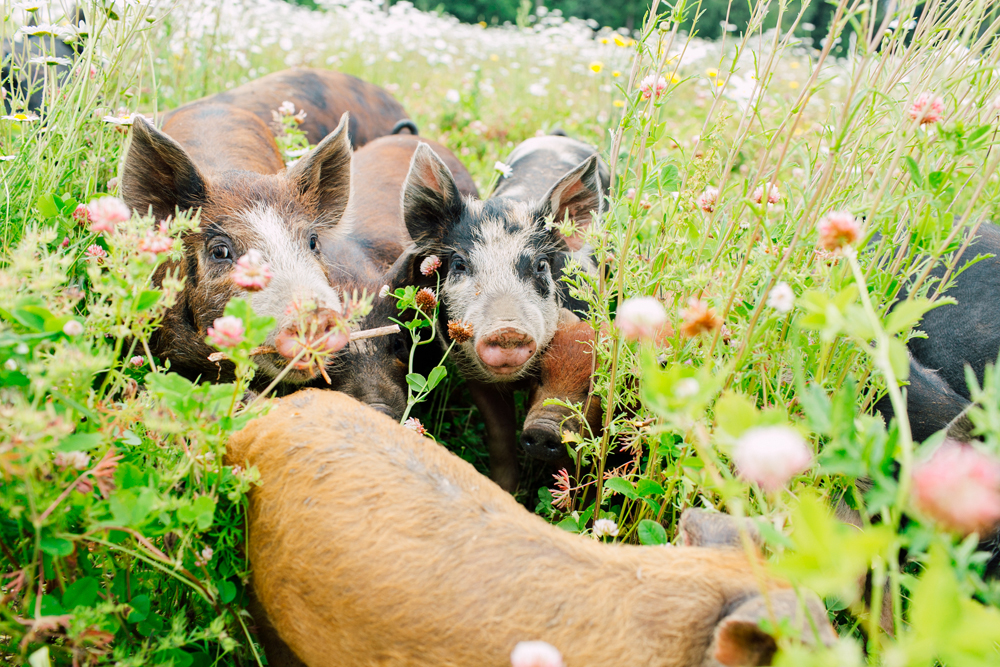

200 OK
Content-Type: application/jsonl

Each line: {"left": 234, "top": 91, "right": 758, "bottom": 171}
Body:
{"left": 3, "top": 0, "right": 1000, "bottom": 665}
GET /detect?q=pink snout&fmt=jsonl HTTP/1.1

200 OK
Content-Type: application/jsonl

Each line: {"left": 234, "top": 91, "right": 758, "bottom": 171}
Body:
{"left": 274, "top": 308, "right": 349, "bottom": 370}
{"left": 475, "top": 327, "right": 537, "bottom": 375}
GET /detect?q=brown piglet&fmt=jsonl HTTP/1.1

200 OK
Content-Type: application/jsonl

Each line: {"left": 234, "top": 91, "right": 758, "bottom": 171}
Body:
{"left": 227, "top": 389, "right": 836, "bottom": 667}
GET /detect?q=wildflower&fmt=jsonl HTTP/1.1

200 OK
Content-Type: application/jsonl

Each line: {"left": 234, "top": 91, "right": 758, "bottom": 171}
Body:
{"left": 616, "top": 296, "right": 668, "bottom": 342}
{"left": 80, "top": 447, "right": 123, "bottom": 498}
{"left": 207, "top": 316, "right": 245, "bottom": 349}
{"left": 613, "top": 100, "right": 625, "bottom": 108}
{"left": 613, "top": 34, "right": 628, "bottom": 47}
{"left": 612, "top": 70, "right": 621, "bottom": 78}
{"left": 697, "top": 187, "right": 719, "bottom": 213}
{"left": 817, "top": 210, "right": 860, "bottom": 251}
{"left": 551, "top": 468, "right": 572, "bottom": 509}
{"left": 707, "top": 68, "right": 719, "bottom": 77}
{"left": 404, "top": 417, "right": 427, "bottom": 435}
{"left": 85, "top": 244, "right": 107, "bottom": 261}
{"left": 54, "top": 451, "right": 91, "bottom": 471}
{"left": 232, "top": 249, "right": 273, "bottom": 291}
{"left": 511, "top": 641, "right": 564, "bottom": 667}
{"left": 107, "top": 177, "right": 119, "bottom": 192}
{"left": 0, "top": 155, "right": 15, "bottom": 162}
{"left": 767, "top": 282, "right": 795, "bottom": 313}
{"left": 414, "top": 287, "right": 437, "bottom": 312}
{"left": 2, "top": 112, "right": 40, "bottom": 122}
{"left": 494, "top": 161, "right": 513, "bottom": 179}
{"left": 751, "top": 183, "right": 781, "bottom": 205}
{"left": 733, "top": 426, "right": 813, "bottom": 492}
{"left": 29, "top": 56, "right": 72, "bottom": 66}
{"left": 72, "top": 203, "right": 90, "bottom": 224}
{"left": 194, "top": 546, "right": 214, "bottom": 568}
{"left": 679, "top": 298, "right": 722, "bottom": 338}
{"left": 445, "top": 89, "right": 461, "bottom": 104}
{"left": 138, "top": 231, "right": 173, "bottom": 256}
{"left": 278, "top": 100, "right": 296, "bottom": 116}
{"left": 129, "top": 355, "right": 145, "bottom": 368}
{"left": 447, "top": 320, "right": 474, "bottom": 344}
{"left": 420, "top": 255, "right": 442, "bottom": 276}
{"left": 589, "top": 61, "right": 603, "bottom": 73}
{"left": 378, "top": 284, "right": 391, "bottom": 299}
{"left": 639, "top": 74, "right": 668, "bottom": 100}
{"left": 528, "top": 83, "right": 548, "bottom": 97}
{"left": 592, "top": 518, "right": 619, "bottom": 539}
{"left": 62, "top": 320, "right": 84, "bottom": 337}
{"left": 86, "top": 196, "right": 130, "bottom": 234}
{"left": 908, "top": 92, "right": 945, "bottom": 125}
{"left": 101, "top": 110, "right": 149, "bottom": 126}
{"left": 912, "top": 441, "right": 1000, "bottom": 536}
{"left": 625, "top": 188, "right": 637, "bottom": 201}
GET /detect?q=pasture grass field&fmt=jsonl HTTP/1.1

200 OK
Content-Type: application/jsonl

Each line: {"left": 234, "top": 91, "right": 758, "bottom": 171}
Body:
{"left": 3, "top": 0, "right": 1000, "bottom": 664}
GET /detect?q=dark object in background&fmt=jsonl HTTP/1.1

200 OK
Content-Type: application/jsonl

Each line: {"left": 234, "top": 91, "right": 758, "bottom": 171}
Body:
{"left": 163, "top": 68, "right": 413, "bottom": 149}
{"left": 2, "top": 7, "right": 85, "bottom": 113}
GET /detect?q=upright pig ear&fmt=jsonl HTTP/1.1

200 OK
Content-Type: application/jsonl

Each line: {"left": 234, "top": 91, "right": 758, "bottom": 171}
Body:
{"left": 711, "top": 591, "right": 836, "bottom": 666}
{"left": 287, "top": 112, "right": 352, "bottom": 229}
{"left": 401, "top": 143, "right": 464, "bottom": 251}
{"left": 121, "top": 116, "right": 208, "bottom": 222}
{"left": 535, "top": 154, "right": 604, "bottom": 251}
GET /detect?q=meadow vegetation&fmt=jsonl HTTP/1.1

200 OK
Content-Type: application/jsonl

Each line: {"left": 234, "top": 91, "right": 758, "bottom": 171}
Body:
{"left": 3, "top": 0, "right": 1000, "bottom": 665}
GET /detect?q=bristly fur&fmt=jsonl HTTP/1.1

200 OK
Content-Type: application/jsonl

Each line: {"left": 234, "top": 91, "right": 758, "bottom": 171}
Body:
{"left": 227, "top": 390, "right": 837, "bottom": 667}
{"left": 539, "top": 321, "right": 596, "bottom": 393}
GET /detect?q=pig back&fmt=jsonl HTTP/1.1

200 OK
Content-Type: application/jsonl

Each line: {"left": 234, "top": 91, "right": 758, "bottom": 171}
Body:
{"left": 161, "top": 102, "right": 285, "bottom": 176}
{"left": 227, "top": 390, "right": 791, "bottom": 667}
{"left": 164, "top": 68, "right": 410, "bottom": 149}
{"left": 492, "top": 135, "right": 610, "bottom": 203}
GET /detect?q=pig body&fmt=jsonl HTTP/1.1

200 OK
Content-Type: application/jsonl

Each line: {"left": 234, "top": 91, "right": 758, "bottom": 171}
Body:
{"left": 227, "top": 389, "right": 835, "bottom": 667}
{"left": 2, "top": 8, "right": 84, "bottom": 113}
{"left": 399, "top": 135, "right": 608, "bottom": 490}
{"left": 123, "top": 108, "right": 353, "bottom": 388}
{"left": 162, "top": 68, "right": 412, "bottom": 149}
{"left": 315, "top": 135, "right": 478, "bottom": 419}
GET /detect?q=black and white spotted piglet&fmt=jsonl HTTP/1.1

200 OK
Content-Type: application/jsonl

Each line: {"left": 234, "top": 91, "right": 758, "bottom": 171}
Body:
{"left": 399, "top": 135, "right": 608, "bottom": 491}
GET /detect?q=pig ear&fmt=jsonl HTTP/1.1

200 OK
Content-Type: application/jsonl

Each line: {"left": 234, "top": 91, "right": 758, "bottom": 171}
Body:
{"left": 557, "top": 308, "right": 581, "bottom": 327}
{"left": 535, "top": 154, "right": 604, "bottom": 251}
{"left": 287, "top": 112, "right": 353, "bottom": 229}
{"left": 712, "top": 591, "right": 836, "bottom": 666}
{"left": 401, "top": 142, "right": 464, "bottom": 251}
{"left": 121, "top": 116, "right": 208, "bottom": 221}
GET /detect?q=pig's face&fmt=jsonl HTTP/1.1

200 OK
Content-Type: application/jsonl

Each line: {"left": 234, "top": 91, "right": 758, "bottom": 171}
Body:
{"left": 401, "top": 144, "right": 602, "bottom": 383}
{"left": 123, "top": 115, "right": 353, "bottom": 385}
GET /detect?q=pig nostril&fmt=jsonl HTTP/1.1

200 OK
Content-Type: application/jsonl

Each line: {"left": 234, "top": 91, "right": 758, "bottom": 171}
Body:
{"left": 520, "top": 427, "right": 566, "bottom": 461}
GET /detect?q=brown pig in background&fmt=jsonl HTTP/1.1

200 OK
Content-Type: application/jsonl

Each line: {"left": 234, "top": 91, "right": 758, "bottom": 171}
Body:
{"left": 227, "top": 389, "right": 836, "bottom": 667}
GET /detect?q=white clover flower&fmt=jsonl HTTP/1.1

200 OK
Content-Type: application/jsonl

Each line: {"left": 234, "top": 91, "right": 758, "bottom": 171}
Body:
{"left": 766, "top": 282, "right": 795, "bottom": 313}
{"left": 511, "top": 641, "right": 564, "bottom": 667}
{"left": 378, "top": 285, "right": 391, "bottom": 299}
{"left": 494, "top": 161, "right": 513, "bottom": 179}
{"left": 62, "top": 320, "right": 84, "bottom": 336}
{"left": 445, "top": 89, "right": 460, "bottom": 103}
{"left": 592, "top": 518, "right": 619, "bottom": 539}
{"left": 733, "top": 426, "right": 812, "bottom": 492}
{"left": 616, "top": 296, "right": 668, "bottom": 342}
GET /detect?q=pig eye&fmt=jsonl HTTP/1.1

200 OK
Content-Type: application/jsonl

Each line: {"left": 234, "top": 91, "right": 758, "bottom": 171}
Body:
{"left": 451, "top": 254, "right": 468, "bottom": 274}
{"left": 308, "top": 233, "right": 320, "bottom": 253}
{"left": 391, "top": 335, "right": 409, "bottom": 362}
{"left": 209, "top": 243, "right": 232, "bottom": 262}
{"left": 535, "top": 257, "right": 550, "bottom": 275}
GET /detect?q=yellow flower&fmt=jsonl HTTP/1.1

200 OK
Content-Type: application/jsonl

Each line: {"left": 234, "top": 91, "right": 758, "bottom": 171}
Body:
{"left": 599, "top": 37, "right": 610, "bottom": 45}
{"left": 490, "top": 54, "right": 499, "bottom": 62}
{"left": 788, "top": 81, "right": 800, "bottom": 89}
{"left": 613, "top": 100, "right": 625, "bottom": 108}
{"left": 716, "top": 80, "right": 725, "bottom": 87}
{"left": 790, "top": 61, "right": 800, "bottom": 69}
{"left": 707, "top": 68, "right": 718, "bottom": 77}
{"left": 589, "top": 61, "right": 603, "bottom": 73}
{"left": 670, "top": 74, "right": 680, "bottom": 84}
{"left": 612, "top": 70, "right": 621, "bottom": 78}
{"left": 613, "top": 34, "right": 627, "bottom": 47}
{"left": 478, "top": 21, "right": 487, "bottom": 28}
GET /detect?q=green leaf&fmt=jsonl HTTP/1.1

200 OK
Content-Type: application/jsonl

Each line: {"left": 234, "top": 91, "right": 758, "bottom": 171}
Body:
{"left": 134, "top": 290, "right": 162, "bottom": 312}
{"left": 887, "top": 338, "right": 911, "bottom": 382}
{"left": 35, "top": 193, "right": 59, "bottom": 219}
{"left": 928, "top": 170, "right": 947, "bottom": 191}
{"left": 136, "top": 612, "right": 163, "bottom": 637}
{"left": 635, "top": 479, "right": 665, "bottom": 497}
{"left": 603, "top": 477, "right": 637, "bottom": 499}
{"left": 218, "top": 579, "right": 237, "bottom": 604}
{"left": 425, "top": 366, "right": 448, "bottom": 391}
{"left": 110, "top": 488, "right": 158, "bottom": 527}
{"left": 40, "top": 536, "right": 74, "bottom": 557}
{"left": 178, "top": 495, "right": 216, "bottom": 531}
{"left": 714, "top": 390, "right": 758, "bottom": 439}
{"left": 637, "top": 519, "right": 667, "bottom": 545}
{"left": 556, "top": 516, "right": 582, "bottom": 532}
{"left": 39, "top": 594, "right": 65, "bottom": 616}
{"left": 56, "top": 432, "right": 103, "bottom": 453}
{"left": 405, "top": 373, "right": 426, "bottom": 392}
{"left": 659, "top": 163, "right": 680, "bottom": 190}
{"left": 903, "top": 156, "right": 922, "bottom": 188}
{"left": 127, "top": 593, "right": 150, "bottom": 622}
{"left": 884, "top": 297, "right": 948, "bottom": 335}
{"left": 62, "top": 577, "right": 99, "bottom": 609}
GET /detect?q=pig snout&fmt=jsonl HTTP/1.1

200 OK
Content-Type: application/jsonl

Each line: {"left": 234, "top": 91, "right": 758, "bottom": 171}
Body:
{"left": 520, "top": 417, "right": 567, "bottom": 461}
{"left": 475, "top": 327, "right": 537, "bottom": 374}
{"left": 274, "top": 308, "right": 350, "bottom": 368}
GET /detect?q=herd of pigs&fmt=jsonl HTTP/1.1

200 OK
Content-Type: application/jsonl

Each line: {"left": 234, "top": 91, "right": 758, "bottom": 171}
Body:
{"left": 12, "top": 14, "right": 1000, "bottom": 660}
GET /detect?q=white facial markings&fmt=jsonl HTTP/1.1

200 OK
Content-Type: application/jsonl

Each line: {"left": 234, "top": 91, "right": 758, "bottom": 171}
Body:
{"left": 238, "top": 203, "right": 342, "bottom": 348}
{"left": 442, "top": 201, "right": 561, "bottom": 381}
